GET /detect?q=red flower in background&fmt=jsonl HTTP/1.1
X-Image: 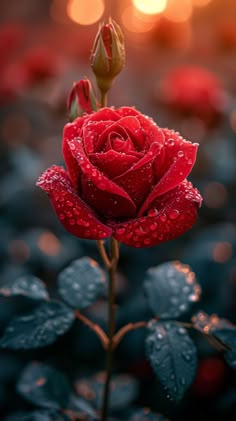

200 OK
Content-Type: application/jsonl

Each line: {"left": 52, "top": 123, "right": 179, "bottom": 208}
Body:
{"left": 37, "top": 106, "right": 202, "bottom": 248}
{"left": 159, "top": 66, "right": 226, "bottom": 127}
{"left": 21, "top": 47, "right": 61, "bottom": 83}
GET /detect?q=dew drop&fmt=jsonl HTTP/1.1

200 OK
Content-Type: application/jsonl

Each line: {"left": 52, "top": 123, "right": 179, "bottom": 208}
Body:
{"left": 66, "top": 201, "right": 73, "bottom": 207}
{"left": 182, "top": 353, "right": 191, "bottom": 362}
{"left": 178, "top": 327, "right": 186, "bottom": 335}
{"left": 169, "top": 210, "right": 180, "bottom": 220}
{"left": 148, "top": 208, "right": 158, "bottom": 217}
{"left": 150, "top": 223, "right": 157, "bottom": 231}
{"left": 116, "top": 227, "right": 125, "bottom": 235}
{"left": 168, "top": 139, "right": 175, "bottom": 146}
{"left": 187, "top": 159, "right": 193, "bottom": 165}
{"left": 59, "top": 213, "right": 65, "bottom": 220}
{"left": 160, "top": 214, "right": 167, "bottom": 222}
{"left": 178, "top": 150, "right": 184, "bottom": 158}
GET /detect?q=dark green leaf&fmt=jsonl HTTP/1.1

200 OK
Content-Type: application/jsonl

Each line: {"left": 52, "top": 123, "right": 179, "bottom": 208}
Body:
{"left": 76, "top": 372, "right": 139, "bottom": 410}
{"left": 58, "top": 257, "right": 106, "bottom": 309}
{"left": 144, "top": 261, "right": 201, "bottom": 319}
{"left": 68, "top": 394, "right": 99, "bottom": 419}
{"left": 146, "top": 320, "right": 197, "bottom": 401}
{"left": 192, "top": 311, "right": 234, "bottom": 352}
{"left": 17, "top": 362, "right": 70, "bottom": 410}
{"left": 0, "top": 301, "right": 75, "bottom": 349}
{"left": 213, "top": 328, "right": 236, "bottom": 369}
{"left": 0, "top": 275, "right": 49, "bottom": 301}
{"left": 192, "top": 311, "right": 232, "bottom": 334}
{"left": 127, "top": 408, "right": 169, "bottom": 421}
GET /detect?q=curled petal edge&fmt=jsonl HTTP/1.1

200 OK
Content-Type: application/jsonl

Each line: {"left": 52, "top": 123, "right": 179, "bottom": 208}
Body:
{"left": 36, "top": 166, "right": 112, "bottom": 240}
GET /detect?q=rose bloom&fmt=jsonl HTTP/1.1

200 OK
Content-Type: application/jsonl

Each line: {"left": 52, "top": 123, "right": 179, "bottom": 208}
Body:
{"left": 159, "top": 66, "right": 226, "bottom": 127}
{"left": 37, "top": 107, "right": 202, "bottom": 248}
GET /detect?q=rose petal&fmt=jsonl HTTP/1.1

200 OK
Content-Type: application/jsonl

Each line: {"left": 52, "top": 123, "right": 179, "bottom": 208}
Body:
{"left": 112, "top": 180, "right": 202, "bottom": 247}
{"left": 116, "top": 108, "right": 165, "bottom": 149}
{"left": 36, "top": 166, "right": 112, "bottom": 239}
{"left": 139, "top": 130, "right": 198, "bottom": 215}
{"left": 113, "top": 142, "right": 162, "bottom": 207}
{"left": 68, "top": 137, "right": 136, "bottom": 207}
{"left": 86, "top": 107, "right": 120, "bottom": 122}
{"left": 81, "top": 174, "right": 137, "bottom": 218}
{"left": 96, "top": 122, "right": 130, "bottom": 152}
{"left": 62, "top": 121, "right": 84, "bottom": 189}
{"left": 83, "top": 120, "right": 114, "bottom": 154}
{"left": 89, "top": 149, "right": 140, "bottom": 179}
{"left": 116, "top": 106, "right": 140, "bottom": 118}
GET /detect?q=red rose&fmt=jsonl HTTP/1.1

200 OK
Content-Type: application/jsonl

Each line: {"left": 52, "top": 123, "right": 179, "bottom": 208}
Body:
{"left": 159, "top": 66, "right": 226, "bottom": 127}
{"left": 37, "top": 107, "right": 202, "bottom": 248}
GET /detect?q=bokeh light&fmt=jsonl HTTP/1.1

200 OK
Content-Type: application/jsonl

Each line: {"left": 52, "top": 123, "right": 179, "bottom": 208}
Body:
{"left": 67, "top": 0, "right": 104, "bottom": 25}
{"left": 121, "top": 5, "right": 157, "bottom": 33}
{"left": 37, "top": 232, "right": 62, "bottom": 256}
{"left": 212, "top": 242, "right": 232, "bottom": 263}
{"left": 203, "top": 182, "right": 228, "bottom": 209}
{"left": 132, "top": 0, "right": 167, "bottom": 15}
{"left": 192, "top": 0, "right": 212, "bottom": 6}
{"left": 164, "top": 0, "right": 193, "bottom": 22}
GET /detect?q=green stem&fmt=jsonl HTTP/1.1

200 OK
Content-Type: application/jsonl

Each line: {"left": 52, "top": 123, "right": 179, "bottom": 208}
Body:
{"left": 101, "top": 237, "right": 119, "bottom": 421}
{"left": 100, "top": 91, "right": 108, "bottom": 108}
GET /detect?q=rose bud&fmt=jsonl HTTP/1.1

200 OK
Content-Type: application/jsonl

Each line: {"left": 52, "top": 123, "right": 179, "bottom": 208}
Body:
{"left": 37, "top": 106, "right": 202, "bottom": 248}
{"left": 67, "top": 78, "right": 98, "bottom": 121}
{"left": 90, "top": 18, "right": 125, "bottom": 95}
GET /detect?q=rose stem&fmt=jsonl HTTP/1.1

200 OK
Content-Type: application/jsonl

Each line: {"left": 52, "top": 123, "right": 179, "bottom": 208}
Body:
{"left": 97, "top": 237, "right": 119, "bottom": 421}
{"left": 100, "top": 91, "right": 108, "bottom": 108}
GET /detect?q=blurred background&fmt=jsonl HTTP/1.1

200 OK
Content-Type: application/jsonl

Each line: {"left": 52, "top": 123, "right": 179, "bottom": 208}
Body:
{"left": 1, "top": 0, "right": 236, "bottom": 420}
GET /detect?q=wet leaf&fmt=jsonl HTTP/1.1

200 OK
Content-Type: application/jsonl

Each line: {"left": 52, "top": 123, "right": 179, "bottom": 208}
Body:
{"left": 127, "top": 408, "right": 169, "bottom": 421}
{"left": 0, "top": 301, "right": 75, "bottom": 349}
{"left": 75, "top": 372, "right": 139, "bottom": 410}
{"left": 0, "top": 275, "right": 49, "bottom": 301}
{"left": 192, "top": 311, "right": 232, "bottom": 334}
{"left": 146, "top": 320, "right": 197, "bottom": 401}
{"left": 213, "top": 328, "right": 236, "bottom": 369}
{"left": 144, "top": 261, "right": 201, "bottom": 319}
{"left": 17, "top": 362, "right": 70, "bottom": 410}
{"left": 58, "top": 257, "right": 106, "bottom": 309}
{"left": 68, "top": 394, "right": 99, "bottom": 419}
{"left": 192, "top": 311, "right": 234, "bottom": 351}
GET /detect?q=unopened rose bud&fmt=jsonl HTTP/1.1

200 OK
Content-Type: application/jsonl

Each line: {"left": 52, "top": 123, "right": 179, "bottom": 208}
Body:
{"left": 90, "top": 18, "right": 125, "bottom": 95}
{"left": 67, "top": 78, "right": 98, "bottom": 121}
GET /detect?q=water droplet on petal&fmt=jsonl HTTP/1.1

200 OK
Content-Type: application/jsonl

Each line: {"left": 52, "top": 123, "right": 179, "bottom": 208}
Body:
{"left": 116, "top": 227, "right": 125, "bottom": 235}
{"left": 150, "top": 223, "right": 157, "bottom": 231}
{"left": 148, "top": 208, "right": 158, "bottom": 217}
{"left": 178, "top": 150, "right": 184, "bottom": 158}
{"left": 169, "top": 210, "right": 180, "bottom": 220}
